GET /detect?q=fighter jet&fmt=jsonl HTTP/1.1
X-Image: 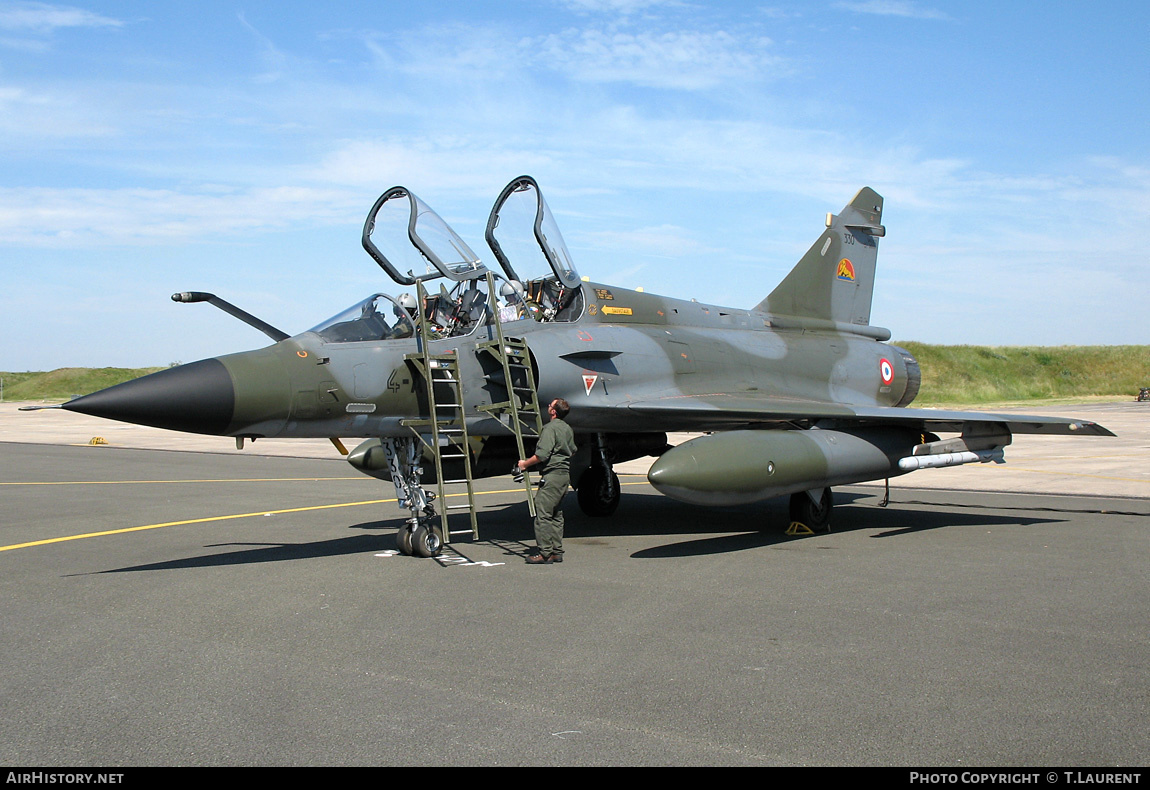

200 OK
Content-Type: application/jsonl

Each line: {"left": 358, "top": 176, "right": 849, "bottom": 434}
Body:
{"left": 31, "top": 176, "right": 1113, "bottom": 556}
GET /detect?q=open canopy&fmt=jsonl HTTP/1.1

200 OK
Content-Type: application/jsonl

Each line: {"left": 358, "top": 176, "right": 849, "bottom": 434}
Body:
{"left": 485, "top": 175, "right": 581, "bottom": 289}
{"left": 361, "top": 186, "right": 487, "bottom": 285}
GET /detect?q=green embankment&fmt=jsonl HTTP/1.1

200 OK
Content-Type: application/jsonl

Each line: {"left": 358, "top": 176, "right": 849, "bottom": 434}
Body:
{"left": 0, "top": 367, "right": 165, "bottom": 402}
{"left": 896, "top": 343, "right": 1149, "bottom": 406}
{"left": 3, "top": 345, "right": 1147, "bottom": 406}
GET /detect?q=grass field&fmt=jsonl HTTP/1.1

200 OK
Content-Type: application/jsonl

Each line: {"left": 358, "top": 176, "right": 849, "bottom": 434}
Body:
{"left": 896, "top": 343, "right": 1149, "bottom": 406}
{"left": 0, "top": 367, "right": 165, "bottom": 402}
{"left": 3, "top": 345, "right": 1148, "bottom": 406}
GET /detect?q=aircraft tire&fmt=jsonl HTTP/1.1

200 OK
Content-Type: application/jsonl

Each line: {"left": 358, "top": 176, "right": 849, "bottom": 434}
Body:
{"left": 576, "top": 466, "right": 620, "bottom": 517}
{"left": 789, "top": 488, "right": 832, "bottom": 532}
{"left": 412, "top": 523, "right": 443, "bottom": 558}
{"left": 395, "top": 525, "right": 414, "bottom": 555}
{"left": 786, "top": 487, "right": 832, "bottom": 531}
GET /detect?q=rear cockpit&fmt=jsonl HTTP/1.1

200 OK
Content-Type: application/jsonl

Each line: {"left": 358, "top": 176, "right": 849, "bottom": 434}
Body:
{"left": 486, "top": 176, "right": 584, "bottom": 324}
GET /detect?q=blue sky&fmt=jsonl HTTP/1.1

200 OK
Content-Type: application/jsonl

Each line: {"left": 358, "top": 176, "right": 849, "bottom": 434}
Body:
{"left": 1, "top": 1, "right": 1147, "bottom": 370}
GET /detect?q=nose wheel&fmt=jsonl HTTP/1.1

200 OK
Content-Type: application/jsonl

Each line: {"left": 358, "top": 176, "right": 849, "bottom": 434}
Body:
{"left": 411, "top": 522, "right": 443, "bottom": 558}
{"left": 395, "top": 523, "right": 415, "bottom": 555}
{"left": 395, "top": 518, "right": 443, "bottom": 557}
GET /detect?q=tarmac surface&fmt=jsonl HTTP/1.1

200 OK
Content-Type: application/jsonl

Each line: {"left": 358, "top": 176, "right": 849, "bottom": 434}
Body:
{"left": 0, "top": 401, "right": 1147, "bottom": 766}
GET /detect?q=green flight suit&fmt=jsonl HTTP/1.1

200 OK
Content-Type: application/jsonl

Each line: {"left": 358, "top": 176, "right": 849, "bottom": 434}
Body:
{"left": 532, "top": 416, "right": 576, "bottom": 556}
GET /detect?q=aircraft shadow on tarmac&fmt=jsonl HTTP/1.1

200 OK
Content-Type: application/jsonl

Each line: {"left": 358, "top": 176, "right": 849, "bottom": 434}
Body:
{"left": 93, "top": 489, "right": 1065, "bottom": 573}
{"left": 616, "top": 494, "right": 1067, "bottom": 559}
{"left": 94, "top": 534, "right": 396, "bottom": 574}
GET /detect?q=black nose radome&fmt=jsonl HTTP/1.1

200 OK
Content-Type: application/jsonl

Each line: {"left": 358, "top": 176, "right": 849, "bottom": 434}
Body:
{"left": 62, "top": 358, "right": 235, "bottom": 435}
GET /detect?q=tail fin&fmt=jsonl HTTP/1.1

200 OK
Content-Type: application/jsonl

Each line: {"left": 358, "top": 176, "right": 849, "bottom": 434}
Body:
{"left": 756, "top": 187, "right": 884, "bottom": 328}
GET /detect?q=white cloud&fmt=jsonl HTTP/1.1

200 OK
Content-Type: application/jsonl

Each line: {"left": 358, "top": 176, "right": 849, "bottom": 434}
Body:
{"left": 313, "top": 139, "right": 555, "bottom": 196}
{"left": 833, "top": 1, "right": 951, "bottom": 21}
{"left": 360, "top": 18, "right": 784, "bottom": 94}
{"left": 0, "top": 186, "right": 360, "bottom": 248}
{"left": 557, "top": 0, "right": 681, "bottom": 14}
{"left": 0, "top": 2, "right": 123, "bottom": 33}
{"left": 581, "top": 224, "right": 719, "bottom": 258}
{"left": 0, "top": 82, "right": 119, "bottom": 138}
{"left": 363, "top": 23, "right": 527, "bottom": 84}
{"left": 535, "top": 28, "right": 781, "bottom": 90}
{"left": 237, "top": 11, "right": 291, "bottom": 84}
{"left": 7, "top": 100, "right": 1143, "bottom": 272}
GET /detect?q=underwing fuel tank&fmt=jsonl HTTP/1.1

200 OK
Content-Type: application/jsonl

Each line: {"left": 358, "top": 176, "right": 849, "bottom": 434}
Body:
{"left": 647, "top": 427, "right": 922, "bottom": 506}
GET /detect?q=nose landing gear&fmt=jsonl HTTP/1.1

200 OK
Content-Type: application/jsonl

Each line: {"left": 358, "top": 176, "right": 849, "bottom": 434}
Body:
{"left": 384, "top": 437, "right": 444, "bottom": 557}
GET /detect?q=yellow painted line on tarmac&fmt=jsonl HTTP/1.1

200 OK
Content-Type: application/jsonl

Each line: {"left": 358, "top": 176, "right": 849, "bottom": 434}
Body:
{"left": 0, "top": 498, "right": 396, "bottom": 553}
{"left": 0, "top": 479, "right": 655, "bottom": 553}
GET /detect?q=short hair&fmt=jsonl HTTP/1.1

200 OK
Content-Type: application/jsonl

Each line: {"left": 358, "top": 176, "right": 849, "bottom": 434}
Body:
{"left": 551, "top": 398, "right": 570, "bottom": 419}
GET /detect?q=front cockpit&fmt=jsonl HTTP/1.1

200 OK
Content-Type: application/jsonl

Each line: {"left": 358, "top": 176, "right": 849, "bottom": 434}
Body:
{"left": 308, "top": 293, "right": 416, "bottom": 343}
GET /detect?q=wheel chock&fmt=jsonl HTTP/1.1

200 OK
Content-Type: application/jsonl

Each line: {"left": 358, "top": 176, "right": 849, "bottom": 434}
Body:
{"left": 88, "top": 437, "right": 107, "bottom": 445}
{"left": 786, "top": 521, "right": 814, "bottom": 536}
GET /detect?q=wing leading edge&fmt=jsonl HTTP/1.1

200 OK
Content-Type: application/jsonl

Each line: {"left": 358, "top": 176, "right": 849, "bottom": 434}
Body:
{"left": 614, "top": 393, "right": 1114, "bottom": 436}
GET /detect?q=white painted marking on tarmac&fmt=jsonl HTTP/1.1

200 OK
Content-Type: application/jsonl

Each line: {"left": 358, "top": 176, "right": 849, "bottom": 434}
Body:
{"left": 440, "top": 553, "right": 504, "bottom": 568}
{"left": 552, "top": 731, "right": 583, "bottom": 739}
{"left": 372, "top": 550, "right": 503, "bottom": 567}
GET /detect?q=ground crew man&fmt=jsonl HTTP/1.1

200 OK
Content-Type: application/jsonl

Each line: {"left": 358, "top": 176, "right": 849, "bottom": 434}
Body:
{"left": 517, "top": 398, "right": 575, "bottom": 564}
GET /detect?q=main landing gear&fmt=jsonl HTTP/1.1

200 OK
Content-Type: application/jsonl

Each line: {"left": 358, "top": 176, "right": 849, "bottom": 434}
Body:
{"left": 789, "top": 488, "right": 833, "bottom": 532}
{"left": 577, "top": 465, "right": 621, "bottom": 517}
{"left": 575, "top": 435, "right": 620, "bottom": 517}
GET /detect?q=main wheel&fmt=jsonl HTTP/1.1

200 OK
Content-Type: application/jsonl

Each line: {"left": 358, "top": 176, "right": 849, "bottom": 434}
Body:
{"left": 789, "top": 488, "right": 833, "bottom": 532}
{"left": 412, "top": 523, "right": 444, "bottom": 558}
{"left": 576, "top": 466, "right": 621, "bottom": 517}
